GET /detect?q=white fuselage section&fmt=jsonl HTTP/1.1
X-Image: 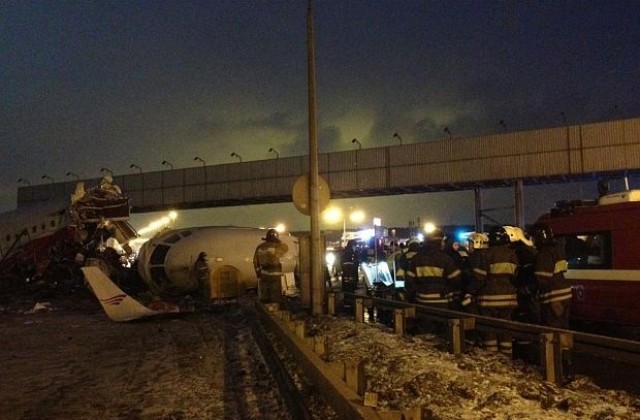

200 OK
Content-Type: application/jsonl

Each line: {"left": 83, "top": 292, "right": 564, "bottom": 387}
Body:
{"left": 136, "top": 226, "right": 298, "bottom": 296}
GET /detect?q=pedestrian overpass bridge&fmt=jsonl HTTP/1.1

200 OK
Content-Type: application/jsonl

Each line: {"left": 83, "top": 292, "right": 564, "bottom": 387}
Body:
{"left": 17, "top": 117, "right": 640, "bottom": 220}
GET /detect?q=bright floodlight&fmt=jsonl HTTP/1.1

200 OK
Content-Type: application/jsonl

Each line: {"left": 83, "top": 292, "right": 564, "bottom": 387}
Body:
{"left": 275, "top": 223, "right": 286, "bottom": 233}
{"left": 322, "top": 206, "right": 343, "bottom": 224}
{"left": 424, "top": 222, "right": 437, "bottom": 234}
{"left": 350, "top": 210, "right": 365, "bottom": 224}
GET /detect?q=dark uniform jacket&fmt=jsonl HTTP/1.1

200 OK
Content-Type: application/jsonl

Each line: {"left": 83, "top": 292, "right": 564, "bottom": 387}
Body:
{"left": 407, "top": 244, "right": 461, "bottom": 306}
{"left": 534, "top": 244, "right": 571, "bottom": 305}
{"left": 470, "top": 245, "right": 518, "bottom": 309}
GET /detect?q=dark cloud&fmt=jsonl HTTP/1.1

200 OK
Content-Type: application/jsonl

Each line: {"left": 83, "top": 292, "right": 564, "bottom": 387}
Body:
{"left": 2, "top": 1, "right": 639, "bottom": 228}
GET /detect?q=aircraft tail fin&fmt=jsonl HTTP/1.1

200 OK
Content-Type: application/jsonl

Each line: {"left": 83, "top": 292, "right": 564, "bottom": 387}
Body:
{"left": 81, "top": 266, "right": 179, "bottom": 322}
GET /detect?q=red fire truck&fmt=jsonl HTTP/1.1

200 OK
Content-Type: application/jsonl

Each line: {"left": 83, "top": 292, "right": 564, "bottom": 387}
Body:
{"left": 538, "top": 189, "right": 640, "bottom": 329}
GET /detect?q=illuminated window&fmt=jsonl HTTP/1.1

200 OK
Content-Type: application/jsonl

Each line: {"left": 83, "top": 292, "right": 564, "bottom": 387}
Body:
{"left": 558, "top": 232, "right": 611, "bottom": 269}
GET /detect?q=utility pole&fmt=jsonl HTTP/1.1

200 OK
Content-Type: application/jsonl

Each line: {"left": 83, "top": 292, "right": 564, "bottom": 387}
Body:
{"left": 307, "top": 0, "right": 324, "bottom": 315}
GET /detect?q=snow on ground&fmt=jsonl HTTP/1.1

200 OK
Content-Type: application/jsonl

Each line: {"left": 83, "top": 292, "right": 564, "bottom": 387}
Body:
{"left": 307, "top": 315, "right": 640, "bottom": 419}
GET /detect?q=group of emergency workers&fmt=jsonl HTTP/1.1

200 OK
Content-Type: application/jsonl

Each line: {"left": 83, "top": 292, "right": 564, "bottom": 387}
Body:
{"left": 392, "top": 223, "right": 572, "bottom": 371}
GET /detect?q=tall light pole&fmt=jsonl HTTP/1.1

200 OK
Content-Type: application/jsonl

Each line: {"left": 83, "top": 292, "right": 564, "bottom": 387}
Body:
{"left": 41, "top": 174, "right": 54, "bottom": 183}
{"left": 129, "top": 163, "right": 142, "bottom": 173}
{"left": 100, "top": 167, "right": 113, "bottom": 177}
{"left": 307, "top": 0, "right": 324, "bottom": 315}
{"left": 194, "top": 156, "right": 206, "bottom": 167}
{"left": 499, "top": 120, "right": 507, "bottom": 131}
{"left": 268, "top": 147, "right": 279, "bottom": 158}
{"left": 392, "top": 132, "right": 403, "bottom": 145}
{"left": 17, "top": 178, "right": 31, "bottom": 186}
{"left": 230, "top": 152, "right": 242, "bottom": 162}
{"left": 351, "top": 138, "right": 362, "bottom": 149}
{"left": 444, "top": 127, "right": 452, "bottom": 139}
{"left": 161, "top": 160, "right": 173, "bottom": 170}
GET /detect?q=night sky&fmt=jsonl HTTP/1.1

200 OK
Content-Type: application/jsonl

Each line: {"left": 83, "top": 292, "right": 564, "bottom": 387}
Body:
{"left": 2, "top": 1, "right": 640, "bottom": 231}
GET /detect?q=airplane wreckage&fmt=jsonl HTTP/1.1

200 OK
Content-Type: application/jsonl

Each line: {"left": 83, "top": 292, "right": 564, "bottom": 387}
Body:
{"left": 0, "top": 177, "right": 299, "bottom": 321}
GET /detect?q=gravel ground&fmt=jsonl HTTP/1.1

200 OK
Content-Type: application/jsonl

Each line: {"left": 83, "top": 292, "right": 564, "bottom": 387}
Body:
{"left": 0, "top": 301, "right": 289, "bottom": 420}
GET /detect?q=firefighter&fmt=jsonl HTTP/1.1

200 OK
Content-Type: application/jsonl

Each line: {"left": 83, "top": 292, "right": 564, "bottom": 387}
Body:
{"left": 194, "top": 252, "right": 210, "bottom": 297}
{"left": 395, "top": 238, "right": 420, "bottom": 302}
{"left": 407, "top": 229, "right": 461, "bottom": 310}
{"left": 253, "top": 228, "right": 289, "bottom": 305}
{"left": 503, "top": 226, "right": 539, "bottom": 323}
{"left": 469, "top": 227, "right": 519, "bottom": 356}
{"left": 532, "top": 223, "right": 573, "bottom": 377}
{"left": 445, "top": 237, "right": 470, "bottom": 309}
{"left": 340, "top": 240, "right": 360, "bottom": 296}
{"left": 503, "top": 225, "right": 539, "bottom": 362}
{"left": 462, "top": 232, "right": 489, "bottom": 311}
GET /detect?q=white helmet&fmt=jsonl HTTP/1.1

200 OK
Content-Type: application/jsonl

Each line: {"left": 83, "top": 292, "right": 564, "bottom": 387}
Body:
{"left": 468, "top": 232, "right": 489, "bottom": 250}
{"left": 502, "top": 226, "right": 534, "bottom": 247}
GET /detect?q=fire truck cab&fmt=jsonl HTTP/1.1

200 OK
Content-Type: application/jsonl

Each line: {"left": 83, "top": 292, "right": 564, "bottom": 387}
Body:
{"left": 538, "top": 189, "right": 640, "bottom": 328}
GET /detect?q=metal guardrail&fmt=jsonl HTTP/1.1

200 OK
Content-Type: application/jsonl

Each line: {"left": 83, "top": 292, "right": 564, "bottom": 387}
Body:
{"left": 334, "top": 292, "right": 640, "bottom": 385}
{"left": 252, "top": 294, "right": 640, "bottom": 417}
{"left": 254, "top": 301, "right": 386, "bottom": 419}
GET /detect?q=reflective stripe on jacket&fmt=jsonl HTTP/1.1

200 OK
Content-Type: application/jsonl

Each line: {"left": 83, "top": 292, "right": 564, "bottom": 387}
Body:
{"left": 535, "top": 244, "right": 571, "bottom": 305}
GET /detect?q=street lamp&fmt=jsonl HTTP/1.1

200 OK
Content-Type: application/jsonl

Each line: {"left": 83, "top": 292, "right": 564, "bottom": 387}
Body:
{"left": 161, "top": 160, "right": 174, "bottom": 170}
{"left": 499, "top": 120, "right": 507, "bottom": 131}
{"left": 323, "top": 206, "right": 366, "bottom": 245}
{"left": 194, "top": 156, "right": 206, "bottom": 167}
{"left": 41, "top": 174, "right": 54, "bottom": 183}
{"left": 66, "top": 171, "right": 79, "bottom": 180}
{"left": 268, "top": 147, "right": 279, "bottom": 158}
{"left": 100, "top": 167, "right": 113, "bottom": 177}
{"left": 392, "top": 132, "right": 403, "bottom": 145}
{"left": 351, "top": 138, "right": 362, "bottom": 150}
{"left": 17, "top": 178, "right": 31, "bottom": 186}
{"left": 230, "top": 152, "right": 242, "bottom": 162}
{"left": 444, "top": 127, "right": 452, "bottom": 139}
{"left": 129, "top": 163, "right": 142, "bottom": 173}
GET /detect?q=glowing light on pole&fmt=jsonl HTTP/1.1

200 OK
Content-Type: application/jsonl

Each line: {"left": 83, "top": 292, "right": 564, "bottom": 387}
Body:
{"left": 424, "top": 222, "right": 437, "bottom": 234}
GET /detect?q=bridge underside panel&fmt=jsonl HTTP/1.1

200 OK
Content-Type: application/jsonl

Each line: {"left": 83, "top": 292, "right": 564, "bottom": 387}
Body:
{"left": 15, "top": 118, "right": 640, "bottom": 213}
